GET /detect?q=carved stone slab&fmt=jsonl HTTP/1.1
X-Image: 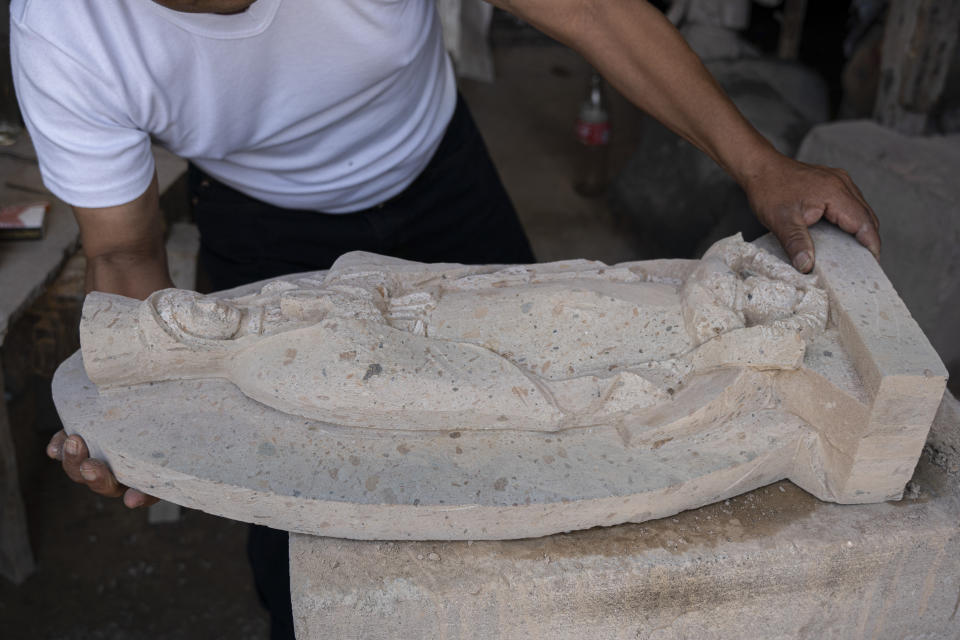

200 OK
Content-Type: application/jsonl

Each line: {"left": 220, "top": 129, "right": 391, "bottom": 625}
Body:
{"left": 288, "top": 393, "right": 960, "bottom": 640}
{"left": 51, "top": 224, "right": 947, "bottom": 540}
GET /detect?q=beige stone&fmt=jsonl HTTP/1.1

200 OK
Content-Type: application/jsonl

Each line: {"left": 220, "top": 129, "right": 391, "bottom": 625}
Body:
{"left": 52, "top": 224, "right": 947, "bottom": 539}
{"left": 77, "top": 233, "right": 822, "bottom": 432}
{"left": 289, "top": 393, "right": 960, "bottom": 640}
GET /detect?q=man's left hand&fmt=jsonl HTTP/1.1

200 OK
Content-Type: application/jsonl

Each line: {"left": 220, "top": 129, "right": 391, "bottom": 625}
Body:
{"left": 744, "top": 154, "right": 881, "bottom": 273}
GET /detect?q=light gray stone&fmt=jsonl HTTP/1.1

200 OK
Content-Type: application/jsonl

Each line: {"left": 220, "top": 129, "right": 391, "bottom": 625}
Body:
{"left": 797, "top": 121, "right": 960, "bottom": 382}
{"left": 289, "top": 392, "right": 960, "bottom": 640}
{"left": 51, "top": 225, "right": 946, "bottom": 540}
{"left": 680, "top": 23, "right": 759, "bottom": 62}
{"left": 146, "top": 221, "right": 201, "bottom": 525}
{"left": 706, "top": 58, "right": 830, "bottom": 125}
{"left": 685, "top": 0, "right": 751, "bottom": 30}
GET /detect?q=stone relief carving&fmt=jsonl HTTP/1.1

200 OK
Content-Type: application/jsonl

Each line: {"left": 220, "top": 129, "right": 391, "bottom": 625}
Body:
{"left": 54, "top": 226, "right": 947, "bottom": 540}
{"left": 82, "top": 235, "right": 826, "bottom": 432}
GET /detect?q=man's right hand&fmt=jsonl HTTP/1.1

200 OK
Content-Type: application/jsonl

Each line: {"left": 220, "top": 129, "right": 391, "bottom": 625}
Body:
{"left": 58, "top": 172, "right": 174, "bottom": 508}
{"left": 47, "top": 430, "right": 159, "bottom": 508}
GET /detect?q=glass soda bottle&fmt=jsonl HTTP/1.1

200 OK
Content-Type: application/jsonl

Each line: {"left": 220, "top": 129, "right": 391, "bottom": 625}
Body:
{"left": 573, "top": 71, "right": 610, "bottom": 197}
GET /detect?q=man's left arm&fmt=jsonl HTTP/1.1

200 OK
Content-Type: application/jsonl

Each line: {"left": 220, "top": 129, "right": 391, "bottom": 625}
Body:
{"left": 488, "top": 0, "right": 880, "bottom": 272}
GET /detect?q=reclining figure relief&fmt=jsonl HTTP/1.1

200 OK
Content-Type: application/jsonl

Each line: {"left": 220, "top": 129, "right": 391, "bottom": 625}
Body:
{"left": 59, "top": 225, "right": 948, "bottom": 538}
{"left": 80, "top": 234, "right": 827, "bottom": 432}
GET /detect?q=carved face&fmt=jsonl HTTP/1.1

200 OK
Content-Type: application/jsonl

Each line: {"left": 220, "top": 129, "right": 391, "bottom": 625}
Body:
{"left": 153, "top": 291, "right": 244, "bottom": 341}
{"left": 146, "top": 282, "right": 385, "bottom": 346}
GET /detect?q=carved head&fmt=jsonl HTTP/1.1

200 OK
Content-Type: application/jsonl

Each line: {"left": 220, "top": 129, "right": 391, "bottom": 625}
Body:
{"left": 152, "top": 290, "right": 244, "bottom": 341}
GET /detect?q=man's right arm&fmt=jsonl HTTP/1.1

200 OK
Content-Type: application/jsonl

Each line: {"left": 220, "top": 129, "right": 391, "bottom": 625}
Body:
{"left": 75, "top": 173, "right": 174, "bottom": 299}
{"left": 46, "top": 173, "right": 174, "bottom": 508}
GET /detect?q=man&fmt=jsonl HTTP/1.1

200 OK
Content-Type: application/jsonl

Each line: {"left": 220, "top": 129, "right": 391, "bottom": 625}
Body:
{"left": 13, "top": 0, "right": 880, "bottom": 637}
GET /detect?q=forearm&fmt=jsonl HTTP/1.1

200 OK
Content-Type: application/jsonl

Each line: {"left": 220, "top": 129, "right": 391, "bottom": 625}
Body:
{"left": 74, "top": 173, "right": 174, "bottom": 300}
{"left": 52, "top": 173, "right": 171, "bottom": 510}
{"left": 494, "top": 0, "right": 778, "bottom": 185}
{"left": 85, "top": 249, "right": 172, "bottom": 300}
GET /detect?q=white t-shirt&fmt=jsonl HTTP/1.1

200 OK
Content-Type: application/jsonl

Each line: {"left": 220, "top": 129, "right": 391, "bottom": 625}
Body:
{"left": 10, "top": 0, "right": 457, "bottom": 213}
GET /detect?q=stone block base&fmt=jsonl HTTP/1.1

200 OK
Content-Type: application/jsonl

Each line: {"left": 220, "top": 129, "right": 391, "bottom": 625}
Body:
{"left": 290, "top": 394, "right": 960, "bottom": 639}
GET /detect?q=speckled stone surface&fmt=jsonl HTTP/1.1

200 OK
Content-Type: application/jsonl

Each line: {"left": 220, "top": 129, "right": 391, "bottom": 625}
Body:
{"left": 52, "top": 225, "right": 947, "bottom": 540}
{"left": 288, "top": 394, "right": 960, "bottom": 639}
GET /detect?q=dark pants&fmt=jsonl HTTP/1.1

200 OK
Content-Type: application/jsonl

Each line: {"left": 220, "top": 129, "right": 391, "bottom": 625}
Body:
{"left": 188, "top": 96, "right": 533, "bottom": 640}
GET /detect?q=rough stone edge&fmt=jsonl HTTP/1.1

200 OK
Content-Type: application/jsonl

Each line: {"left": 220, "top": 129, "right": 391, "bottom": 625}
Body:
{"left": 55, "top": 349, "right": 812, "bottom": 541}
{"left": 289, "top": 393, "right": 960, "bottom": 640}
{"left": 926, "top": 391, "right": 960, "bottom": 477}
{"left": 806, "top": 224, "right": 947, "bottom": 502}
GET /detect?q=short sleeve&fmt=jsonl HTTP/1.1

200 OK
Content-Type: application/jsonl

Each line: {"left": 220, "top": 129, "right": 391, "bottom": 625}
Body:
{"left": 11, "top": 20, "right": 155, "bottom": 208}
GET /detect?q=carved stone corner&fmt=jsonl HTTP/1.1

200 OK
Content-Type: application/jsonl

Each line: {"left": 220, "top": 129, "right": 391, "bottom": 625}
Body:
{"left": 785, "top": 224, "right": 947, "bottom": 503}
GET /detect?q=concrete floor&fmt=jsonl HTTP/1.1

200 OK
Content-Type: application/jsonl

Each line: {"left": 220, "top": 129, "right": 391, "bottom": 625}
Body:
{"left": 0, "top": 41, "right": 653, "bottom": 640}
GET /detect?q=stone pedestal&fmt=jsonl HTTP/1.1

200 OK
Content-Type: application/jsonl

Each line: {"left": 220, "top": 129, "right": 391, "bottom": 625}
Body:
{"left": 289, "top": 393, "right": 960, "bottom": 639}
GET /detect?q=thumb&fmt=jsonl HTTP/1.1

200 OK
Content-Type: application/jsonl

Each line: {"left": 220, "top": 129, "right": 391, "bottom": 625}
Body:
{"left": 776, "top": 220, "right": 815, "bottom": 273}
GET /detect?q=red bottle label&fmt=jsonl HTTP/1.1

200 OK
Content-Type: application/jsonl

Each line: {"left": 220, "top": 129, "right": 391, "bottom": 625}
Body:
{"left": 575, "top": 119, "right": 610, "bottom": 146}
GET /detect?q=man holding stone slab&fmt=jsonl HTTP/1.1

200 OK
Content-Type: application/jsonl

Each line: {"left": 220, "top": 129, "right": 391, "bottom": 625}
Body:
{"left": 12, "top": 0, "right": 880, "bottom": 637}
